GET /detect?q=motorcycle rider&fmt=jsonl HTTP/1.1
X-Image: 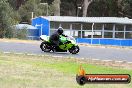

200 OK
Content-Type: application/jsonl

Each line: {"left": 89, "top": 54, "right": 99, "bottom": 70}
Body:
{"left": 49, "top": 27, "right": 67, "bottom": 48}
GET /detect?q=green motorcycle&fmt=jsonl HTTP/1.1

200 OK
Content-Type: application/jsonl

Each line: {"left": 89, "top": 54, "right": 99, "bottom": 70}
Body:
{"left": 40, "top": 35, "right": 79, "bottom": 54}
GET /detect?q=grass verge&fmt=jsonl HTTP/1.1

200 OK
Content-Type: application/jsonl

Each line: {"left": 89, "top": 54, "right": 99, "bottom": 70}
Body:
{"left": 0, "top": 52, "right": 131, "bottom": 88}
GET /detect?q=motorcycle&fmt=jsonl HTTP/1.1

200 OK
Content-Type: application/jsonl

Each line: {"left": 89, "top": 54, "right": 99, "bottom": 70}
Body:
{"left": 40, "top": 35, "right": 79, "bottom": 54}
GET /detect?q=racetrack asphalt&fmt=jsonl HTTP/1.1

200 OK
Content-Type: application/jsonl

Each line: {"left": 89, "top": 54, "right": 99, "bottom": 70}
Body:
{"left": 0, "top": 41, "right": 132, "bottom": 62}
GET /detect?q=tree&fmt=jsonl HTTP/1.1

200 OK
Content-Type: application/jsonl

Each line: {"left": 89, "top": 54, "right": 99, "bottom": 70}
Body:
{"left": 117, "top": 0, "right": 132, "bottom": 18}
{"left": 7, "top": 0, "right": 17, "bottom": 9}
{"left": 53, "top": 0, "right": 61, "bottom": 16}
{"left": 82, "top": 0, "right": 93, "bottom": 17}
{"left": 0, "top": 0, "right": 18, "bottom": 38}
{"left": 61, "top": 0, "right": 77, "bottom": 16}
{"left": 124, "top": 0, "right": 132, "bottom": 18}
{"left": 18, "top": 0, "right": 54, "bottom": 22}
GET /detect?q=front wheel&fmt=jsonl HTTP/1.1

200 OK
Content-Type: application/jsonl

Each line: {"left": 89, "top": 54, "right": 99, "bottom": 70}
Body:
{"left": 40, "top": 42, "right": 51, "bottom": 52}
{"left": 69, "top": 45, "right": 79, "bottom": 54}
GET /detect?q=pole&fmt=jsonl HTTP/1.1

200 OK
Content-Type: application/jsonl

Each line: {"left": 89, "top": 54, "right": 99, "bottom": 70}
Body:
{"left": 31, "top": 12, "right": 34, "bottom": 19}
{"left": 41, "top": 24, "right": 43, "bottom": 35}
{"left": 70, "top": 24, "right": 72, "bottom": 36}
{"left": 77, "top": 9, "right": 79, "bottom": 17}
{"left": 102, "top": 24, "right": 104, "bottom": 38}
{"left": 124, "top": 25, "right": 126, "bottom": 39}
{"left": 91, "top": 23, "right": 94, "bottom": 44}
{"left": 81, "top": 24, "right": 83, "bottom": 38}
{"left": 47, "top": 4, "right": 48, "bottom": 16}
{"left": 113, "top": 24, "right": 115, "bottom": 38}
{"left": 77, "top": 7, "right": 81, "bottom": 17}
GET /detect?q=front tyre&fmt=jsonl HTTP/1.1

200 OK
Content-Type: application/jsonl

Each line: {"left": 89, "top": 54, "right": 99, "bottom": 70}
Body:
{"left": 40, "top": 42, "right": 51, "bottom": 52}
{"left": 69, "top": 45, "right": 79, "bottom": 54}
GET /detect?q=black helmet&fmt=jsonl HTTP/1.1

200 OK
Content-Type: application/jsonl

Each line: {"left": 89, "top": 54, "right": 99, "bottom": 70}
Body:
{"left": 57, "top": 27, "right": 63, "bottom": 35}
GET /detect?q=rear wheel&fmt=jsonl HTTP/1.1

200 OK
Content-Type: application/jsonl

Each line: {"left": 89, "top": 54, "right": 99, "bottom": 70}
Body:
{"left": 69, "top": 45, "right": 79, "bottom": 54}
{"left": 40, "top": 42, "right": 51, "bottom": 52}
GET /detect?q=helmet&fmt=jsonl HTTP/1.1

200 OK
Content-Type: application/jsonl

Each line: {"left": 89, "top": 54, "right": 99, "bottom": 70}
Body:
{"left": 57, "top": 27, "right": 63, "bottom": 35}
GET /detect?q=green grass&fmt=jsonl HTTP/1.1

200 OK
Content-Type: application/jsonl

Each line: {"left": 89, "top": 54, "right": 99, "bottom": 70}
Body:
{"left": 0, "top": 53, "right": 132, "bottom": 88}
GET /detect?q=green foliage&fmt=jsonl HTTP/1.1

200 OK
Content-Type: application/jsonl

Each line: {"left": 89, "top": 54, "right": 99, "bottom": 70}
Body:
{"left": 18, "top": 0, "right": 54, "bottom": 22}
{"left": 121, "top": 0, "right": 132, "bottom": 18}
{"left": 7, "top": 0, "right": 17, "bottom": 9}
{"left": 60, "top": 0, "right": 132, "bottom": 18}
{"left": 0, "top": 0, "right": 19, "bottom": 38}
{"left": 18, "top": 0, "right": 37, "bottom": 22}
{"left": 88, "top": 0, "right": 118, "bottom": 17}
{"left": 16, "top": 28, "right": 27, "bottom": 39}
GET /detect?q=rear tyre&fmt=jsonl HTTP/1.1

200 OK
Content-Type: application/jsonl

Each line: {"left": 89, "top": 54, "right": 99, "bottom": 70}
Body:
{"left": 40, "top": 42, "right": 51, "bottom": 52}
{"left": 69, "top": 45, "right": 79, "bottom": 54}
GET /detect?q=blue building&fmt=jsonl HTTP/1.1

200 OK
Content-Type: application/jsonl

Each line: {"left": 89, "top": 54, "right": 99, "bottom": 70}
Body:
{"left": 32, "top": 16, "right": 132, "bottom": 46}
{"left": 32, "top": 17, "right": 50, "bottom": 36}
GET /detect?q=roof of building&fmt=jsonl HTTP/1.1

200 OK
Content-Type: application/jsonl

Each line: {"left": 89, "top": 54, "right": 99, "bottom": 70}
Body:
{"left": 14, "top": 24, "right": 38, "bottom": 29}
{"left": 36, "top": 16, "right": 132, "bottom": 24}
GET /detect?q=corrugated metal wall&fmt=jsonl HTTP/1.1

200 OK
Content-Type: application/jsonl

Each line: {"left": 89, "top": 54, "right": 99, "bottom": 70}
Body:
{"left": 76, "top": 38, "right": 132, "bottom": 46}
{"left": 32, "top": 17, "right": 50, "bottom": 36}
